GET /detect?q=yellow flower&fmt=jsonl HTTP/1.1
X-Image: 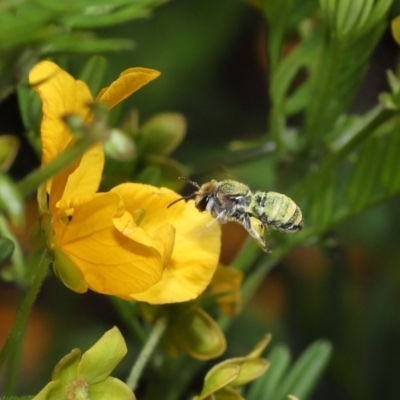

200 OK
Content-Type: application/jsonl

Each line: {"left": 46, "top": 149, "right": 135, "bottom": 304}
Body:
{"left": 209, "top": 264, "right": 243, "bottom": 316}
{"left": 33, "top": 327, "right": 135, "bottom": 400}
{"left": 30, "top": 61, "right": 221, "bottom": 304}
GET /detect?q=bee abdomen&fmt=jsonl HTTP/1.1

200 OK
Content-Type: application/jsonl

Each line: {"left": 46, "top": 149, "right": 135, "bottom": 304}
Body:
{"left": 277, "top": 206, "right": 303, "bottom": 231}
{"left": 251, "top": 191, "right": 303, "bottom": 232}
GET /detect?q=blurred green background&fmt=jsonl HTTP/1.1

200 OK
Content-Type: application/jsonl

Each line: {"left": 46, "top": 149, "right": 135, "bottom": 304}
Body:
{"left": 2, "top": 0, "right": 400, "bottom": 399}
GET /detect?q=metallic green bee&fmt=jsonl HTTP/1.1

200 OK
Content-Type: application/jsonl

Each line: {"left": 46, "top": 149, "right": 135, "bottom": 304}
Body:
{"left": 168, "top": 178, "right": 303, "bottom": 252}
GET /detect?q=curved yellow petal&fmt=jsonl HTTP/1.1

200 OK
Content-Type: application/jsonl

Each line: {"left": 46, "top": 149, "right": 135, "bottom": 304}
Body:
{"left": 112, "top": 183, "right": 221, "bottom": 304}
{"left": 113, "top": 208, "right": 175, "bottom": 269}
{"left": 29, "top": 61, "right": 93, "bottom": 165}
{"left": 62, "top": 143, "right": 104, "bottom": 200}
{"left": 30, "top": 61, "right": 104, "bottom": 197}
{"left": 54, "top": 192, "right": 165, "bottom": 296}
{"left": 96, "top": 67, "right": 161, "bottom": 109}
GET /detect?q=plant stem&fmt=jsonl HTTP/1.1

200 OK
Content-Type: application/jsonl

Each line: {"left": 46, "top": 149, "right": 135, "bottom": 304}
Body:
{"left": 109, "top": 297, "right": 146, "bottom": 345}
{"left": 125, "top": 314, "right": 168, "bottom": 391}
{"left": 232, "top": 238, "right": 263, "bottom": 274}
{"left": 4, "top": 291, "right": 24, "bottom": 395}
{"left": 0, "top": 247, "right": 52, "bottom": 374}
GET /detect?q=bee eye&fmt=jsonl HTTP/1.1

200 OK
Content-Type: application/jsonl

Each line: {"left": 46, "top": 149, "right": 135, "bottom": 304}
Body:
{"left": 197, "top": 195, "right": 210, "bottom": 211}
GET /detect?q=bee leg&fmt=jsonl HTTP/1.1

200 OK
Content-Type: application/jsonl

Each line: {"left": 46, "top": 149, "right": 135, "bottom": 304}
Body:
{"left": 205, "top": 197, "right": 215, "bottom": 212}
{"left": 215, "top": 210, "right": 229, "bottom": 224}
{"left": 243, "top": 215, "right": 271, "bottom": 253}
{"left": 206, "top": 210, "right": 228, "bottom": 228}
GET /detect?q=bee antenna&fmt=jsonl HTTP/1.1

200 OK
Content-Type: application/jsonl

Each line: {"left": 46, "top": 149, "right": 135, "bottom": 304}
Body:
{"left": 178, "top": 176, "right": 200, "bottom": 189}
{"left": 167, "top": 177, "right": 201, "bottom": 208}
{"left": 167, "top": 193, "right": 196, "bottom": 208}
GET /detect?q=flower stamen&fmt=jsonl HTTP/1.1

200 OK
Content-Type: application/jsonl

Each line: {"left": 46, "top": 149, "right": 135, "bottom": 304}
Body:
{"left": 67, "top": 378, "right": 90, "bottom": 400}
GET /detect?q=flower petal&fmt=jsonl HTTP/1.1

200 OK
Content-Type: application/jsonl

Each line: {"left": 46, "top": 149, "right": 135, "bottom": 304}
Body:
{"left": 90, "top": 377, "right": 135, "bottom": 400}
{"left": 30, "top": 61, "right": 104, "bottom": 197}
{"left": 78, "top": 327, "right": 127, "bottom": 384}
{"left": 63, "top": 142, "right": 104, "bottom": 200}
{"left": 52, "top": 348, "right": 81, "bottom": 381}
{"left": 32, "top": 380, "right": 63, "bottom": 400}
{"left": 96, "top": 67, "right": 160, "bottom": 109}
{"left": 29, "top": 61, "right": 93, "bottom": 165}
{"left": 197, "top": 365, "right": 240, "bottom": 399}
{"left": 55, "top": 192, "right": 165, "bottom": 296}
{"left": 112, "top": 184, "right": 221, "bottom": 303}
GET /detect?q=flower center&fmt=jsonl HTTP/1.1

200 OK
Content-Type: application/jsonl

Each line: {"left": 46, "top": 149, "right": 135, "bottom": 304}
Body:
{"left": 66, "top": 378, "right": 90, "bottom": 400}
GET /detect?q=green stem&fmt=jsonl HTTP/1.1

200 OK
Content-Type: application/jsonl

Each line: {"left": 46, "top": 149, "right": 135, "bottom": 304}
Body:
{"left": 17, "top": 136, "right": 99, "bottom": 198}
{"left": 125, "top": 314, "right": 168, "bottom": 391}
{"left": 241, "top": 246, "right": 287, "bottom": 306}
{"left": 0, "top": 248, "right": 52, "bottom": 373}
{"left": 4, "top": 291, "right": 24, "bottom": 395}
{"left": 109, "top": 297, "right": 146, "bottom": 345}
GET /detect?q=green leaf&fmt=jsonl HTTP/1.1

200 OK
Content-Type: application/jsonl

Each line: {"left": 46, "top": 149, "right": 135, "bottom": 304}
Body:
{"left": 293, "top": 103, "right": 399, "bottom": 237}
{"left": 246, "top": 345, "right": 292, "bottom": 400}
{"left": 0, "top": 173, "right": 23, "bottom": 225}
{"left": 283, "top": 81, "right": 310, "bottom": 116}
{"left": 262, "top": 0, "right": 294, "bottom": 74}
{"left": 353, "top": 0, "right": 374, "bottom": 31}
{"left": 367, "top": 0, "right": 392, "bottom": 28}
{"left": 346, "top": 135, "right": 384, "bottom": 212}
{"left": 269, "top": 33, "right": 320, "bottom": 147}
{"left": 273, "top": 340, "right": 332, "bottom": 400}
{"left": 307, "top": 172, "right": 336, "bottom": 232}
{"left": 0, "top": 135, "right": 19, "bottom": 171}
{"left": 43, "top": 35, "right": 134, "bottom": 53}
{"left": 381, "top": 120, "right": 400, "bottom": 194}
{"left": 62, "top": 2, "right": 159, "bottom": 28}
{"left": 305, "top": 0, "right": 390, "bottom": 145}
{"left": 17, "top": 78, "right": 42, "bottom": 133}
{"left": 336, "top": 0, "right": 355, "bottom": 34}
{"left": 78, "top": 55, "right": 108, "bottom": 97}
{"left": 270, "top": 33, "right": 320, "bottom": 105}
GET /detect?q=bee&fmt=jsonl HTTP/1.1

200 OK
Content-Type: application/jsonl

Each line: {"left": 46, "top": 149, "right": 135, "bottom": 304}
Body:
{"left": 167, "top": 177, "right": 303, "bottom": 252}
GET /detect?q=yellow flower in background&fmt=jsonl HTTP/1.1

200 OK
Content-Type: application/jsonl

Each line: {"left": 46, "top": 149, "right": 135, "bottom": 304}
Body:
{"left": 30, "top": 61, "right": 221, "bottom": 304}
{"left": 209, "top": 265, "right": 243, "bottom": 316}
